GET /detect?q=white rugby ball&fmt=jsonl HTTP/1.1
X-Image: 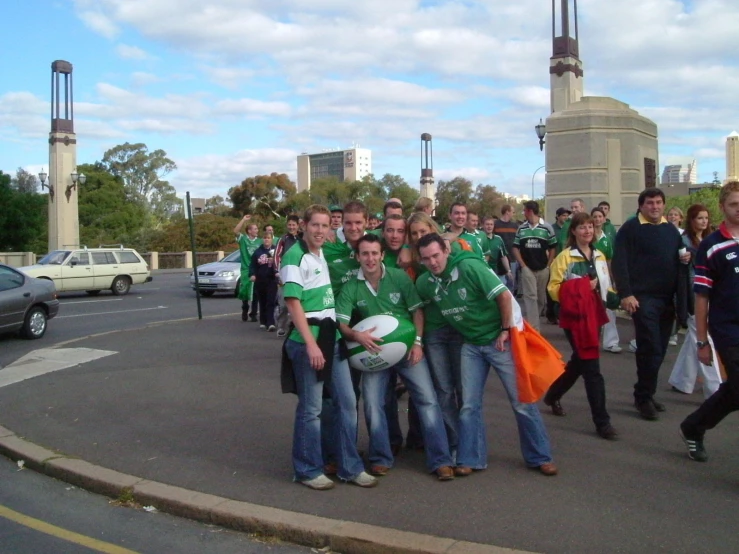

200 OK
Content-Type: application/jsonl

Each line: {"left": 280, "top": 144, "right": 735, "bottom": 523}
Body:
{"left": 346, "top": 314, "right": 416, "bottom": 372}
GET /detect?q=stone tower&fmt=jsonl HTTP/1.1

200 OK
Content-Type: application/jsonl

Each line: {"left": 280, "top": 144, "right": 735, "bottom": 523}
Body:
{"left": 47, "top": 60, "right": 81, "bottom": 251}
{"left": 419, "top": 133, "right": 435, "bottom": 204}
{"left": 550, "top": 0, "right": 583, "bottom": 113}
{"left": 725, "top": 131, "right": 739, "bottom": 183}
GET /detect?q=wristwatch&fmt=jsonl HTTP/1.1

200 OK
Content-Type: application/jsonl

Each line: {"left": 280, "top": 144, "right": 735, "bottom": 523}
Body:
{"left": 696, "top": 340, "right": 710, "bottom": 349}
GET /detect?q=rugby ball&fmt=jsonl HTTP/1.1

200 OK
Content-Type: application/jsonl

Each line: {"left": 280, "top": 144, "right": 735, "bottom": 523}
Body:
{"left": 346, "top": 314, "right": 416, "bottom": 372}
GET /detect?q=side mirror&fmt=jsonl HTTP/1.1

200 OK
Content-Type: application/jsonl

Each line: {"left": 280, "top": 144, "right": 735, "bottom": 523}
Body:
{"left": 70, "top": 258, "right": 79, "bottom": 266}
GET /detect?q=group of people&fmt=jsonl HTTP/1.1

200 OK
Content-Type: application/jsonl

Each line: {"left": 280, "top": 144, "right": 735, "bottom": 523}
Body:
{"left": 232, "top": 182, "right": 739, "bottom": 489}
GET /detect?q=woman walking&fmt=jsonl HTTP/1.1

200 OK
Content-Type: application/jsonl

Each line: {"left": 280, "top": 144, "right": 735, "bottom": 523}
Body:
{"left": 544, "top": 212, "right": 621, "bottom": 439}
{"left": 668, "top": 205, "right": 723, "bottom": 398}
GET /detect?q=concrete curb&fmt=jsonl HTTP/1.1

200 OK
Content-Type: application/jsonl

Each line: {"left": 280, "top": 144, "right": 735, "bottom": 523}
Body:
{"left": 0, "top": 426, "right": 532, "bottom": 554}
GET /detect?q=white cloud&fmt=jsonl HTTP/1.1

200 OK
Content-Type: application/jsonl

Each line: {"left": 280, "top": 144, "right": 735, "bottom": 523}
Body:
{"left": 116, "top": 44, "right": 151, "bottom": 60}
{"left": 76, "top": 8, "right": 119, "bottom": 39}
{"left": 214, "top": 98, "right": 293, "bottom": 118}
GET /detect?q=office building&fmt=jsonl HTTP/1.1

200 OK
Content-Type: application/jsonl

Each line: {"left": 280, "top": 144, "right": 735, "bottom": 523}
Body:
{"left": 661, "top": 159, "right": 698, "bottom": 185}
{"left": 726, "top": 131, "right": 739, "bottom": 183}
{"left": 296, "top": 148, "right": 372, "bottom": 192}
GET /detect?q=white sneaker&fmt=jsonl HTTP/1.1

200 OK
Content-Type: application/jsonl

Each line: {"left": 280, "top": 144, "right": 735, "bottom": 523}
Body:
{"left": 268, "top": 325, "right": 276, "bottom": 332}
{"left": 300, "top": 475, "right": 335, "bottom": 490}
{"left": 349, "top": 471, "right": 378, "bottom": 488}
{"left": 259, "top": 324, "right": 266, "bottom": 329}
{"left": 603, "top": 345, "right": 622, "bottom": 354}
{"left": 669, "top": 334, "right": 678, "bottom": 346}
{"left": 277, "top": 329, "right": 286, "bottom": 337}
{"left": 628, "top": 339, "right": 637, "bottom": 353}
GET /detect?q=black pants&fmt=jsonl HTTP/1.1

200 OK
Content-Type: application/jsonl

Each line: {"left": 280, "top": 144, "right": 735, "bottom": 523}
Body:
{"left": 254, "top": 279, "right": 277, "bottom": 326}
{"left": 546, "top": 329, "right": 610, "bottom": 429}
{"left": 682, "top": 346, "right": 739, "bottom": 438}
{"left": 631, "top": 295, "right": 675, "bottom": 402}
{"left": 241, "top": 285, "right": 259, "bottom": 318}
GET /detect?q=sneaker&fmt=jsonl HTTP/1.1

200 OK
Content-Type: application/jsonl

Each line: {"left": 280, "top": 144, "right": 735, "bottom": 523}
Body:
{"left": 349, "top": 471, "right": 378, "bottom": 488}
{"left": 277, "top": 329, "right": 286, "bottom": 337}
{"left": 267, "top": 325, "right": 276, "bottom": 332}
{"left": 300, "top": 474, "right": 335, "bottom": 490}
{"left": 635, "top": 400, "right": 658, "bottom": 421}
{"left": 241, "top": 311, "right": 249, "bottom": 322}
{"left": 259, "top": 324, "right": 266, "bottom": 329}
{"left": 651, "top": 398, "right": 666, "bottom": 412}
{"left": 603, "top": 344, "right": 622, "bottom": 354}
{"left": 628, "top": 339, "right": 637, "bottom": 353}
{"left": 597, "top": 425, "right": 619, "bottom": 440}
{"left": 680, "top": 425, "right": 708, "bottom": 462}
{"left": 669, "top": 334, "right": 678, "bottom": 346}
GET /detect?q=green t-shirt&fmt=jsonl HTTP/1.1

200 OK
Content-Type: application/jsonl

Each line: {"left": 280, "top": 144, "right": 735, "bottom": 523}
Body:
{"left": 416, "top": 255, "right": 508, "bottom": 345}
{"left": 594, "top": 232, "right": 614, "bottom": 261}
{"left": 323, "top": 227, "right": 361, "bottom": 297}
{"left": 336, "top": 265, "right": 422, "bottom": 325}
{"left": 481, "top": 234, "right": 508, "bottom": 275}
{"left": 279, "top": 241, "right": 336, "bottom": 343}
{"left": 456, "top": 230, "right": 485, "bottom": 259}
{"left": 382, "top": 245, "right": 401, "bottom": 269}
{"left": 237, "top": 234, "right": 263, "bottom": 272}
{"left": 603, "top": 220, "right": 618, "bottom": 243}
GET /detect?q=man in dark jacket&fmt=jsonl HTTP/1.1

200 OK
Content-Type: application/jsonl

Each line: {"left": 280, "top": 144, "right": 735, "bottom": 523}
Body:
{"left": 612, "top": 188, "right": 690, "bottom": 420}
{"left": 249, "top": 232, "right": 279, "bottom": 331}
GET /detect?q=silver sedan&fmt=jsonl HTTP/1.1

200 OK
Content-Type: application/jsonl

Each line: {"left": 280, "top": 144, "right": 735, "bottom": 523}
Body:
{"left": 0, "top": 263, "right": 60, "bottom": 339}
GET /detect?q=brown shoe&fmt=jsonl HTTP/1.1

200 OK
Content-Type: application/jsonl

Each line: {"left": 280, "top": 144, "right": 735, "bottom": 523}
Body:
{"left": 454, "top": 466, "right": 473, "bottom": 477}
{"left": 369, "top": 465, "right": 390, "bottom": 476}
{"left": 323, "top": 462, "right": 338, "bottom": 476}
{"left": 537, "top": 462, "right": 558, "bottom": 476}
{"left": 543, "top": 396, "right": 566, "bottom": 416}
{"left": 435, "top": 466, "right": 455, "bottom": 481}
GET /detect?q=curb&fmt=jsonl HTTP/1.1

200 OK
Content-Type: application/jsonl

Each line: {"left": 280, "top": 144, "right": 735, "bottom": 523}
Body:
{"left": 0, "top": 426, "right": 532, "bottom": 554}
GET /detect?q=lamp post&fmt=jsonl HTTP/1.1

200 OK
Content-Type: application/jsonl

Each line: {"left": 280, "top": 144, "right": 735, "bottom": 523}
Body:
{"left": 531, "top": 165, "right": 545, "bottom": 201}
{"left": 38, "top": 168, "right": 51, "bottom": 200}
{"left": 66, "top": 169, "right": 86, "bottom": 201}
{"left": 535, "top": 118, "right": 547, "bottom": 151}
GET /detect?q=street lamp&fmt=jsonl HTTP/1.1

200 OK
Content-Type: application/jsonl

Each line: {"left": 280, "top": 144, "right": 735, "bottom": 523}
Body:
{"left": 38, "top": 168, "right": 53, "bottom": 201}
{"left": 531, "top": 165, "right": 545, "bottom": 200}
{"left": 535, "top": 118, "right": 547, "bottom": 151}
{"left": 66, "top": 170, "right": 86, "bottom": 200}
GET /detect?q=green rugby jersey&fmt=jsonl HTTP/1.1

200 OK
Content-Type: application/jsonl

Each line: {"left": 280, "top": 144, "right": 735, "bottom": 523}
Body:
{"left": 323, "top": 227, "right": 361, "bottom": 297}
{"left": 416, "top": 253, "right": 508, "bottom": 345}
{"left": 336, "top": 265, "right": 422, "bottom": 325}
{"left": 481, "top": 233, "right": 508, "bottom": 275}
{"left": 279, "top": 240, "right": 336, "bottom": 343}
{"left": 237, "top": 234, "right": 262, "bottom": 272}
{"left": 594, "top": 231, "right": 614, "bottom": 261}
{"left": 456, "top": 229, "right": 484, "bottom": 259}
{"left": 513, "top": 221, "right": 556, "bottom": 271}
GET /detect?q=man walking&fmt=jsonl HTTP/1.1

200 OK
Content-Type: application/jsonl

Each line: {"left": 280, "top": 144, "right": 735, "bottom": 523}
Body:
{"left": 234, "top": 215, "right": 262, "bottom": 321}
{"left": 274, "top": 215, "right": 301, "bottom": 337}
{"left": 612, "top": 188, "right": 688, "bottom": 420}
{"left": 416, "top": 233, "right": 557, "bottom": 476}
{"left": 511, "top": 201, "right": 556, "bottom": 331}
{"left": 679, "top": 182, "right": 739, "bottom": 461}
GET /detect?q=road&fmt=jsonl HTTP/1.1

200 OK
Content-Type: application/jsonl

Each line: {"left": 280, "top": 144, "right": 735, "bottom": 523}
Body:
{"left": 0, "top": 271, "right": 238, "bottom": 368}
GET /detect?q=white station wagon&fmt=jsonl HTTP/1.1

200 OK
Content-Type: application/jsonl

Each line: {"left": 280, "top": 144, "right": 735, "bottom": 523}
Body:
{"left": 19, "top": 247, "right": 152, "bottom": 296}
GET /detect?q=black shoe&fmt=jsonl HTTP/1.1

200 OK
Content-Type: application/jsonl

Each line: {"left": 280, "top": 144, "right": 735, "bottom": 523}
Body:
{"left": 543, "top": 396, "right": 566, "bottom": 416}
{"left": 249, "top": 316, "right": 257, "bottom": 322}
{"left": 597, "top": 425, "right": 619, "bottom": 440}
{"left": 651, "top": 399, "right": 666, "bottom": 412}
{"left": 635, "top": 400, "right": 658, "bottom": 421}
{"left": 241, "top": 311, "right": 249, "bottom": 321}
{"left": 679, "top": 424, "right": 708, "bottom": 462}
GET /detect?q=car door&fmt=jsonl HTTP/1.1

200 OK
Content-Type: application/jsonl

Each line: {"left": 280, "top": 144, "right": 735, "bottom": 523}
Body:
{"left": 0, "top": 265, "right": 28, "bottom": 332}
{"left": 60, "top": 251, "right": 94, "bottom": 291}
{"left": 91, "top": 251, "right": 119, "bottom": 289}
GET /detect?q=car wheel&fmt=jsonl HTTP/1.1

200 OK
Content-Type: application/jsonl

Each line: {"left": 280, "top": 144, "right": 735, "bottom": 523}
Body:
{"left": 199, "top": 290, "right": 215, "bottom": 297}
{"left": 86, "top": 290, "right": 101, "bottom": 296}
{"left": 233, "top": 279, "right": 240, "bottom": 297}
{"left": 111, "top": 276, "right": 131, "bottom": 296}
{"left": 21, "top": 306, "right": 47, "bottom": 339}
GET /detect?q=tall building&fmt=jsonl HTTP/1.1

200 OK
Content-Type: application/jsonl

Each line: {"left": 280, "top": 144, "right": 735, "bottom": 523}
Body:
{"left": 296, "top": 148, "right": 372, "bottom": 192}
{"left": 661, "top": 159, "right": 698, "bottom": 185}
{"left": 726, "top": 131, "right": 739, "bottom": 183}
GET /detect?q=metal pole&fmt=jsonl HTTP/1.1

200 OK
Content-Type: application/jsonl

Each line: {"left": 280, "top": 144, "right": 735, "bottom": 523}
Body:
{"left": 531, "top": 165, "right": 545, "bottom": 200}
{"left": 187, "top": 191, "right": 202, "bottom": 319}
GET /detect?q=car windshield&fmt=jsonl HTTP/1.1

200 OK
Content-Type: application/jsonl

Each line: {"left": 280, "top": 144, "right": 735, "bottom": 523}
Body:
{"left": 222, "top": 251, "right": 241, "bottom": 263}
{"left": 38, "top": 251, "right": 71, "bottom": 265}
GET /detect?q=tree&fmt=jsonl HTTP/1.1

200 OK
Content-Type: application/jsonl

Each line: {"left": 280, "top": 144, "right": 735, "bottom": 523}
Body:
{"left": 435, "top": 177, "right": 474, "bottom": 221}
{"left": 474, "top": 184, "right": 508, "bottom": 219}
{"left": 0, "top": 176, "right": 46, "bottom": 252}
{"left": 151, "top": 213, "right": 241, "bottom": 252}
{"left": 204, "top": 195, "right": 232, "bottom": 216}
{"left": 228, "top": 173, "right": 296, "bottom": 219}
{"left": 12, "top": 167, "right": 38, "bottom": 194}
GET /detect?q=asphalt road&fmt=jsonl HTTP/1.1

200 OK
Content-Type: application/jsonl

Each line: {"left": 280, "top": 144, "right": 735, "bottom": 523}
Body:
{"left": 0, "top": 270, "right": 238, "bottom": 368}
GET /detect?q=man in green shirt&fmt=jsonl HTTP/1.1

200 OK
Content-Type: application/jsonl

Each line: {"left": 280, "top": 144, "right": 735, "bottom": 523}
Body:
{"left": 481, "top": 215, "right": 512, "bottom": 287}
{"left": 381, "top": 214, "right": 406, "bottom": 269}
{"left": 416, "top": 233, "right": 557, "bottom": 477}
{"left": 234, "top": 215, "right": 262, "bottom": 321}
{"left": 447, "top": 203, "right": 484, "bottom": 258}
{"left": 556, "top": 198, "right": 587, "bottom": 253}
{"left": 336, "top": 233, "right": 455, "bottom": 481}
{"left": 597, "top": 201, "right": 618, "bottom": 242}
{"left": 323, "top": 201, "right": 367, "bottom": 298}
{"left": 280, "top": 204, "right": 376, "bottom": 490}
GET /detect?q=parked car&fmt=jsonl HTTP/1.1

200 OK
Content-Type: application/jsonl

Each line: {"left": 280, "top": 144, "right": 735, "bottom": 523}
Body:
{"left": 18, "top": 247, "right": 152, "bottom": 296}
{"left": 0, "top": 263, "right": 59, "bottom": 339}
{"left": 190, "top": 250, "right": 241, "bottom": 296}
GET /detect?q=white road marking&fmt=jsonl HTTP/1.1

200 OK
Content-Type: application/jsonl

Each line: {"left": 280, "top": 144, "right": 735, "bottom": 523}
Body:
{"left": 56, "top": 306, "right": 168, "bottom": 319}
{"left": 60, "top": 298, "right": 123, "bottom": 305}
{"left": 0, "top": 348, "right": 117, "bottom": 389}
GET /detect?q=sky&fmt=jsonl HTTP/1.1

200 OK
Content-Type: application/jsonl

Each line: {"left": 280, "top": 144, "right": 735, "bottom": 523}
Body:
{"left": 1, "top": 0, "right": 737, "bottom": 202}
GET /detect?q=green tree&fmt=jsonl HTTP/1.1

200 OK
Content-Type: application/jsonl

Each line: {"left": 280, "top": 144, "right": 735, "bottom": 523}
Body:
{"left": 0, "top": 176, "right": 46, "bottom": 252}
{"left": 435, "top": 177, "right": 474, "bottom": 221}
{"left": 151, "top": 213, "right": 241, "bottom": 251}
{"left": 12, "top": 167, "right": 38, "bottom": 194}
{"left": 665, "top": 187, "right": 721, "bottom": 226}
{"left": 204, "top": 195, "right": 232, "bottom": 216}
{"left": 378, "top": 174, "right": 419, "bottom": 213}
{"left": 228, "top": 172, "right": 296, "bottom": 219}
{"left": 473, "top": 185, "right": 508, "bottom": 219}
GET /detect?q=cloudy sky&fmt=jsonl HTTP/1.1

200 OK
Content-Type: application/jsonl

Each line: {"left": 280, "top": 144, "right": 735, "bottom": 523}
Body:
{"left": 2, "top": 0, "right": 736, "bottom": 201}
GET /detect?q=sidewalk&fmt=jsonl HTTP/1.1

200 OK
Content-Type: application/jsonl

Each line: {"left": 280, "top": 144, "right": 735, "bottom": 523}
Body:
{"left": 0, "top": 316, "right": 737, "bottom": 553}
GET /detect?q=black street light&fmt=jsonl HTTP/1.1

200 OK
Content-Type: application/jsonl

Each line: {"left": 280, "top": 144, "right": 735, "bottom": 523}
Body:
{"left": 535, "top": 118, "right": 547, "bottom": 151}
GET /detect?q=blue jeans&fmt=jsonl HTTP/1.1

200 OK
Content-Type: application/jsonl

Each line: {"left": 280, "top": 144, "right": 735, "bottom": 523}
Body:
{"left": 362, "top": 357, "right": 453, "bottom": 472}
{"left": 460, "top": 342, "right": 553, "bottom": 468}
{"left": 424, "top": 326, "right": 463, "bottom": 449}
{"left": 287, "top": 340, "right": 365, "bottom": 481}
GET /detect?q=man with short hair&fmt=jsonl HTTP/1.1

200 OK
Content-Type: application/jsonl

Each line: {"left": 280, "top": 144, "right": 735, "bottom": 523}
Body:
{"left": 274, "top": 215, "right": 302, "bottom": 337}
{"left": 553, "top": 208, "right": 571, "bottom": 234}
{"left": 336, "top": 234, "right": 455, "bottom": 481}
{"left": 324, "top": 201, "right": 368, "bottom": 298}
{"left": 557, "top": 198, "right": 586, "bottom": 252}
{"left": 494, "top": 204, "right": 521, "bottom": 293}
{"left": 416, "top": 234, "right": 557, "bottom": 476}
{"left": 367, "top": 213, "right": 381, "bottom": 231}
{"left": 447, "top": 203, "right": 484, "bottom": 257}
{"left": 234, "top": 215, "right": 262, "bottom": 322}
{"left": 329, "top": 205, "right": 343, "bottom": 231}
{"left": 281, "top": 205, "right": 376, "bottom": 490}
{"left": 511, "top": 201, "right": 557, "bottom": 331}
{"left": 481, "top": 215, "right": 512, "bottom": 287}
{"left": 381, "top": 214, "right": 406, "bottom": 268}
{"left": 612, "top": 187, "right": 689, "bottom": 420}
{"left": 597, "top": 201, "right": 618, "bottom": 242}
{"left": 466, "top": 211, "right": 484, "bottom": 242}
{"left": 679, "top": 181, "right": 739, "bottom": 461}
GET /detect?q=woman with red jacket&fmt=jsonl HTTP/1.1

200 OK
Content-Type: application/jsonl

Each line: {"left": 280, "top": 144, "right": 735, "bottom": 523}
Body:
{"left": 544, "top": 212, "right": 621, "bottom": 440}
